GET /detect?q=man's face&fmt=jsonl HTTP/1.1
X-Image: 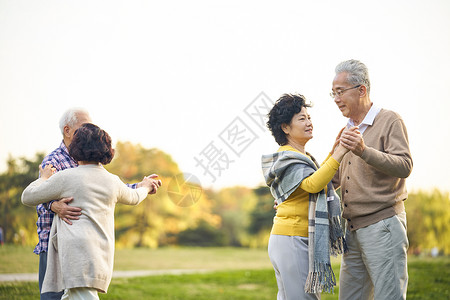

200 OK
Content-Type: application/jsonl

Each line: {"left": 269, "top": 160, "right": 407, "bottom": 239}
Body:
{"left": 332, "top": 72, "right": 362, "bottom": 119}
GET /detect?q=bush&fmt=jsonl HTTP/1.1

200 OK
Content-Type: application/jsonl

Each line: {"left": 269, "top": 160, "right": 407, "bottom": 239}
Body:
{"left": 177, "top": 220, "right": 227, "bottom": 247}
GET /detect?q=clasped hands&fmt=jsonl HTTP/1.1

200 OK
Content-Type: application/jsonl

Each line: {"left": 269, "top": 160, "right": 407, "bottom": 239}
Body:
{"left": 333, "top": 126, "right": 366, "bottom": 157}
{"left": 139, "top": 174, "right": 162, "bottom": 195}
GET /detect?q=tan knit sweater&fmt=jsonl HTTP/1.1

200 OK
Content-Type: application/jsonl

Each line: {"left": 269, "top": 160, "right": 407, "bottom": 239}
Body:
{"left": 334, "top": 109, "right": 413, "bottom": 231}
{"left": 22, "top": 164, "right": 149, "bottom": 293}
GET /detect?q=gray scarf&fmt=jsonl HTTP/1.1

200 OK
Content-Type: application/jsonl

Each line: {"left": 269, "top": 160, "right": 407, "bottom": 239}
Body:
{"left": 261, "top": 150, "right": 347, "bottom": 293}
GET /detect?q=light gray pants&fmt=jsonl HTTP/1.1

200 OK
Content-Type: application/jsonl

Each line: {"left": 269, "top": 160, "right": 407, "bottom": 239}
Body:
{"left": 268, "top": 235, "right": 320, "bottom": 300}
{"left": 339, "top": 212, "right": 409, "bottom": 300}
{"left": 61, "top": 288, "right": 99, "bottom": 300}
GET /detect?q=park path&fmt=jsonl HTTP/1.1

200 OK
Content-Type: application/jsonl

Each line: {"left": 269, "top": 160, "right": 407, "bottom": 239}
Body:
{"left": 0, "top": 269, "right": 210, "bottom": 282}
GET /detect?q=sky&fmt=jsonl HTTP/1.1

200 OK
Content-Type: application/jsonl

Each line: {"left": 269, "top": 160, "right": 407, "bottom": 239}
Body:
{"left": 1, "top": 0, "right": 449, "bottom": 193}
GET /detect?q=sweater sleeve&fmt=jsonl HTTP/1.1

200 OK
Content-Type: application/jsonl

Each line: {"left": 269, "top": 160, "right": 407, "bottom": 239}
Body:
{"left": 300, "top": 156, "right": 340, "bottom": 194}
{"left": 116, "top": 177, "right": 149, "bottom": 206}
{"left": 21, "top": 175, "right": 65, "bottom": 206}
{"left": 360, "top": 118, "right": 413, "bottom": 178}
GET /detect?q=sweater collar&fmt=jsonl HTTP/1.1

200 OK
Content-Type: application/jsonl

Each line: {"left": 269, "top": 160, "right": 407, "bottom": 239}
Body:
{"left": 278, "top": 145, "right": 305, "bottom": 155}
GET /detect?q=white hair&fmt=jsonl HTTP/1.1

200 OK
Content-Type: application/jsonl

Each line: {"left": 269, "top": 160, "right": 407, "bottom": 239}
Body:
{"left": 335, "top": 59, "right": 371, "bottom": 94}
{"left": 59, "top": 108, "right": 90, "bottom": 135}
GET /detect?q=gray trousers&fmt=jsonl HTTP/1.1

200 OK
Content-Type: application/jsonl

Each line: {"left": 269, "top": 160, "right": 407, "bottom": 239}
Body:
{"left": 61, "top": 288, "right": 99, "bottom": 300}
{"left": 268, "top": 235, "right": 320, "bottom": 300}
{"left": 339, "top": 212, "right": 409, "bottom": 300}
{"left": 39, "top": 251, "right": 64, "bottom": 300}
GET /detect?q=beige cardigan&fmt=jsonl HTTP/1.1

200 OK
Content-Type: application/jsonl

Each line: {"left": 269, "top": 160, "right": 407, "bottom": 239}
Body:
{"left": 334, "top": 109, "right": 413, "bottom": 231}
{"left": 22, "top": 164, "right": 149, "bottom": 293}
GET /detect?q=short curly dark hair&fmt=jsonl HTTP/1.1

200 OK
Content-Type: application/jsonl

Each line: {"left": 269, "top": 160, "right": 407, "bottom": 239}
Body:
{"left": 266, "top": 93, "right": 311, "bottom": 146}
{"left": 69, "top": 123, "right": 115, "bottom": 165}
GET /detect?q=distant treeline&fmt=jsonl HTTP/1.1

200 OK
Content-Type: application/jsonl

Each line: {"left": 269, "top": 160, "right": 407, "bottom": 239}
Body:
{"left": 1, "top": 142, "right": 449, "bottom": 254}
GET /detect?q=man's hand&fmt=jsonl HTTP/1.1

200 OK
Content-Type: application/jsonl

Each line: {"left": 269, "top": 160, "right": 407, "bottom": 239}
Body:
{"left": 340, "top": 126, "right": 366, "bottom": 156}
{"left": 138, "top": 174, "right": 162, "bottom": 194}
{"left": 50, "top": 197, "right": 82, "bottom": 225}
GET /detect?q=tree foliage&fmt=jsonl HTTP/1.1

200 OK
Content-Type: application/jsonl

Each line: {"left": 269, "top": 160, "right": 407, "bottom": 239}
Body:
{"left": 248, "top": 186, "right": 275, "bottom": 235}
{"left": 406, "top": 189, "right": 450, "bottom": 254}
{"left": 177, "top": 220, "right": 227, "bottom": 247}
{"left": 1, "top": 143, "right": 449, "bottom": 253}
{"left": 0, "top": 153, "right": 45, "bottom": 245}
{"left": 106, "top": 142, "right": 221, "bottom": 248}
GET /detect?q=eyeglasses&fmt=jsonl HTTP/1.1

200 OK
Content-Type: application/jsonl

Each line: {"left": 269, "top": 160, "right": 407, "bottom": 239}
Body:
{"left": 330, "top": 85, "right": 361, "bottom": 98}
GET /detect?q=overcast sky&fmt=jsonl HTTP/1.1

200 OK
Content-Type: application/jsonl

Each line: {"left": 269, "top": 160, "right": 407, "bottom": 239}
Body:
{"left": 1, "top": 0, "right": 449, "bottom": 192}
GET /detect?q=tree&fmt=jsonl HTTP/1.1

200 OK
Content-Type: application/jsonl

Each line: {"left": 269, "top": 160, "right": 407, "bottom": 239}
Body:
{"left": 406, "top": 189, "right": 450, "bottom": 254}
{"left": 210, "top": 186, "right": 259, "bottom": 247}
{"left": 106, "top": 142, "right": 221, "bottom": 248}
{"left": 248, "top": 186, "right": 275, "bottom": 234}
{"left": 177, "top": 220, "right": 227, "bottom": 247}
{"left": 0, "top": 153, "right": 45, "bottom": 245}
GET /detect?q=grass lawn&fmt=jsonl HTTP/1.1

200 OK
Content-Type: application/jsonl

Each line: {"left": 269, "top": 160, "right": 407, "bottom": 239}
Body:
{"left": 1, "top": 246, "right": 449, "bottom": 299}
{"left": 0, "top": 245, "right": 39, "bottom": 273}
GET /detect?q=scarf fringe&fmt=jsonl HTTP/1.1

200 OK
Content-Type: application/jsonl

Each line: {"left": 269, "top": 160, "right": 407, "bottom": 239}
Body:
{"left": 304, "top": 261, "right": 336, "bottom": 294}
{"left": 329, "top": 216, "right": 348, "bottom": 256}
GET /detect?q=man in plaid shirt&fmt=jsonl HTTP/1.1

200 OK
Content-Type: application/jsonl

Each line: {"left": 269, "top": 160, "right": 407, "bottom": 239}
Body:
{"left": 35, "top": 108, "right": 144, "bottom": 299}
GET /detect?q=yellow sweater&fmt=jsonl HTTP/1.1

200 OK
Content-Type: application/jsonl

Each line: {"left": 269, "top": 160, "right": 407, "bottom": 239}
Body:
{"left": 271, "top": 145, "right": 340, "bottom": 237}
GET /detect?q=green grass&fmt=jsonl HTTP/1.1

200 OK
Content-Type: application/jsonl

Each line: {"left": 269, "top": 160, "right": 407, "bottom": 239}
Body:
{"left": 407, "top": 256, "right": 450, "bottom": 299}
{"left": 0, "top": 246, "right": 449, "bottom": 299}
{"left": 0, "top": 269, "right": 335, "bottom": 300}
{"left": 102, "top": 269, "right": 278, "bottom": 300}
{"left": 0, "top": 245, "right": 39, "bottom": 273}
{"left": 112, "top": 246, "right": 273, "bottom": 271}
{"left": 0, "top": 246, "right": 272, "bottom": 273}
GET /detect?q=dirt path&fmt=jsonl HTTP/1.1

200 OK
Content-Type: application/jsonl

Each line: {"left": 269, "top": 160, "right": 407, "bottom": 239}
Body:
{"left": 0, "top": 269, "right": 211, "bottom": 282}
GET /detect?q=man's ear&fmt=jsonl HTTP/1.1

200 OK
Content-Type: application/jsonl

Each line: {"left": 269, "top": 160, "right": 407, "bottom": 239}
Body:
{"left": 359, "top": 85, "right": 368, "bottom": 97}
{"left": 63, "top": 125, "right": 71, "bottom": 138}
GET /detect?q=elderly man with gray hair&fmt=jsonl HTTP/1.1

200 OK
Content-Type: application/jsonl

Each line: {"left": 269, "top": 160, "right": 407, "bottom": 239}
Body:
{"left": 331, "top": 59, "right": 413, "bottom": 300}
{"left": 34, "top": 108, "right": 90, "bottom": 299}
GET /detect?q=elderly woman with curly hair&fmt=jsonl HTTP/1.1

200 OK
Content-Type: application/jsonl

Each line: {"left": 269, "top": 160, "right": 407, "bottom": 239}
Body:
{"left": 22, "top": 123, "right": 161, "bottom": 300}
{"left": 262, "top": 94, "right": 351, "bottom": 299}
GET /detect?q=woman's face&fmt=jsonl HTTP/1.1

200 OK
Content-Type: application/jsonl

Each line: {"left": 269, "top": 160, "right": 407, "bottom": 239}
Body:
{"left": 282, "top": 106, "right": 313, "bottom": 145}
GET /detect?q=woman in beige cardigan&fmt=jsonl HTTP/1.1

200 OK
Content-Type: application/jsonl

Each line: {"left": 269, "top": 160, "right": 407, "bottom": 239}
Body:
{"left": 22, "top": 123, "right": 161, "bottom": 300}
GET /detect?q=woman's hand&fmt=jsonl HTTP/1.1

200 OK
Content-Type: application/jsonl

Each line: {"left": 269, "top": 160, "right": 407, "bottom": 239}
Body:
{"left": 330, "top": 127, "right": 346, "bottom": 155}
{"left": 334, "top": 143, "right": 350, "bottom": 157}
{"left": 39, "top": 164, "right": 56, "bottom": 180}
{"left": 331, "top": 127, "right": 360, "bottom": 162}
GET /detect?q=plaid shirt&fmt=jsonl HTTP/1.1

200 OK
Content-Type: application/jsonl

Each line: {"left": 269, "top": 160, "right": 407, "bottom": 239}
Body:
{"left": 34, "top": 141, "right": 78, "bottom": 254}
{"left": 34, "top": 141, "right": 137, "bottom": 254}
